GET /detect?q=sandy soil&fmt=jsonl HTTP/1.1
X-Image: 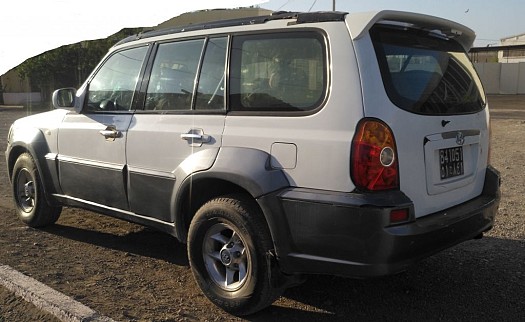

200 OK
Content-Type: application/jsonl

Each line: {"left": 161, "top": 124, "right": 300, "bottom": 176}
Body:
{"left": 0, "top": 97, "right": 524, "bottom": 321}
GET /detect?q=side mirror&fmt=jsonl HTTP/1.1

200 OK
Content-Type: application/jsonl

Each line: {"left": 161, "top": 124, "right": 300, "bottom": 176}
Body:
{"left": 52, "top": 88, "right": 76, "bottom": 109}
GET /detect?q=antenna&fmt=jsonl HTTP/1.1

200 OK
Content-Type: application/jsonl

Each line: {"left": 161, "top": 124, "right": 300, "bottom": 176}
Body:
{"left": 308, "top": 0, "right": 317, "bottom": 12}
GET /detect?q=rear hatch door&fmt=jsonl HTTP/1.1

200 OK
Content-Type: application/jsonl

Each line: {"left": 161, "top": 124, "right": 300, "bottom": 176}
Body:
{"left": 348, "top": 12, "right": 490, "bottom": 218}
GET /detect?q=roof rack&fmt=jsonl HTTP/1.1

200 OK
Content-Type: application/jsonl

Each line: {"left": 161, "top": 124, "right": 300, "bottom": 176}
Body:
{"left": 115, "top": 11, "right": 347, "bottom": 46}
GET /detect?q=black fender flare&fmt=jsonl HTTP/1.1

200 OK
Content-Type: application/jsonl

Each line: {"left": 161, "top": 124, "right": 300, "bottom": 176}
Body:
{"left": 200, "top": 147, "right": 289, "bottom": 198}
{"left": 174, "top": 147, "right": 290, "bottom": 240}
{"left": 7, "top": 128, "right": 60, "bottom": 205}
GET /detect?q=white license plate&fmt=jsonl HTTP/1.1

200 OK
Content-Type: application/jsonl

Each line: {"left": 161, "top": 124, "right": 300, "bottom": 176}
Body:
{"left": 439, "top": 147, "right": 464, "bottom": 180}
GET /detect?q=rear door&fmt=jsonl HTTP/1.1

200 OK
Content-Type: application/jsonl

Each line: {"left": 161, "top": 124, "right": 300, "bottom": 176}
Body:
{"left": 57, "top": 46, "right": 149, "bottom": 209}
{"left": 357, "top": 22, "right": 489, "bottom": 217}
{"left": 126, "top": 37, "right": 227, "bottom": 222}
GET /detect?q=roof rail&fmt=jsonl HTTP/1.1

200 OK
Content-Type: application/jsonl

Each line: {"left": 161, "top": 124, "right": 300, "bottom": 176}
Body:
{"left": 115, "top": 11, "right": 347, "bottom": 46}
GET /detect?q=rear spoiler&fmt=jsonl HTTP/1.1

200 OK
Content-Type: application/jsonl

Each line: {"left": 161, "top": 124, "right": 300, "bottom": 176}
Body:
{"left": 346, "top": 10, "right": 476, "bottom": 51}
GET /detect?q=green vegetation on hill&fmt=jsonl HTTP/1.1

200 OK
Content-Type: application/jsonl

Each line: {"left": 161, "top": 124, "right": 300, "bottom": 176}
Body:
{"left": 16, "top": 28, "right": 144, "bottom": 103}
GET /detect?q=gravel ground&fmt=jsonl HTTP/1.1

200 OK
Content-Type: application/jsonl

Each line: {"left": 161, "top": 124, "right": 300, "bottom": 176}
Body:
{"left": 0, "top": 96, "right": 524, "bottom": 321}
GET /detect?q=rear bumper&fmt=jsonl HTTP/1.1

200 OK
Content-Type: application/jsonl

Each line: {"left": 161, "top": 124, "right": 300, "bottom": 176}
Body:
{"left": 258, "top": 166, "right": 500, "bottom": 277}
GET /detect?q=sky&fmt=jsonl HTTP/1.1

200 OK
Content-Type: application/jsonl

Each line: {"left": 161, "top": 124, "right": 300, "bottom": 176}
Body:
{"left": 1, "top": 0, "right": 524, "bottom": 76}
{"left": 265, "top": 0, "right": 525, "bottom": 46}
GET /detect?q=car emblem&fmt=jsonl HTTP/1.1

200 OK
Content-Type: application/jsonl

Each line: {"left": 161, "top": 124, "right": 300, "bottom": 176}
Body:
{"left": 456, "top": 131, "right": 465, "bottom": 146}
{"left": 220, "top": 250, "right": 232, "bottom": 265}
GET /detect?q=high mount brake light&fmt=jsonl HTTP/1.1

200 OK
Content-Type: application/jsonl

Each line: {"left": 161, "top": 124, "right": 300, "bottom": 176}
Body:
{"left": 351, "top": 119, "right": 399, "bottom": 191}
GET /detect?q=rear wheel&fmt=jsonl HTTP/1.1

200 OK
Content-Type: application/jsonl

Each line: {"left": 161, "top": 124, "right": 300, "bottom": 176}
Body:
{"left": 12, "top": 153, "right": 61, "bottom": 227}
{"left": 188, "top": 195, "right": 282, "bottom": 315}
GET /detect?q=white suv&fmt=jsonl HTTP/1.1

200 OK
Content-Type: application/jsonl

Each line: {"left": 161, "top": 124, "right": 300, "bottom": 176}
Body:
{"left": 6, "top": 10, "right": 500, "bottom": 315}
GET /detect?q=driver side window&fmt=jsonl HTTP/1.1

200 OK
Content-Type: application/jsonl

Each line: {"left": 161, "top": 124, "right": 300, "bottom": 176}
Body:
{"left": 86, "top": 46, "right": 148, "bottom": 112}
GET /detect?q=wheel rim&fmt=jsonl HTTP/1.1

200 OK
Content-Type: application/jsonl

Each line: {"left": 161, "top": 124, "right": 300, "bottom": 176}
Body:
{"left": 202, "top": 222, "right": 250, "bottom": 291}
{"left": 15, "top": 168, "right": 36, "bottom": 213}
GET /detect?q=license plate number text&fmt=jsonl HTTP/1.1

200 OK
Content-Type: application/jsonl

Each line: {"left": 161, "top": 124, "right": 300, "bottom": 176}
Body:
{"left": 439, "top": 147, "right": 464, "bottom": 180}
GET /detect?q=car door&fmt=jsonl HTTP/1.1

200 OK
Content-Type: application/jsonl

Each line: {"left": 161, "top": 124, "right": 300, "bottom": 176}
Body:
{"left": 126, "top": 37, "right": 227, "bottom": 222}
{"left": 57, "top": 45, "right": 149, "bottom": 209}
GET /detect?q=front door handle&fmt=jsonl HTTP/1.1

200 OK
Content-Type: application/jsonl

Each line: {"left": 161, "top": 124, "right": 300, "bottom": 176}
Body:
{"left": 99, "top": 125, "right": 121, "bottom": 141}
{"left": 181, "top": 129, "right": 211, "bottom": 147}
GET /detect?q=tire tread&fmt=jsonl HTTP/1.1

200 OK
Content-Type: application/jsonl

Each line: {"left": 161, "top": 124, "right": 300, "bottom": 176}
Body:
{"left": 12, "top": 153, "right": 61, "bottom": 227}
{"left": 188, "top": 194, "right": 282, "bottom": 316}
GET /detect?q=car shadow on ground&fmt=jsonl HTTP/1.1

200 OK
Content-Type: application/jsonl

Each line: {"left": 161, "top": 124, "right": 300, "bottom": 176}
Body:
{"left": 41, "top": 223, "right": 189, "bottom": 266}
{"left": 38, "top": 220, "right": 525, "bottom": 321}
{"left": 256, "top": 236, "right": 525, "bottom": 321}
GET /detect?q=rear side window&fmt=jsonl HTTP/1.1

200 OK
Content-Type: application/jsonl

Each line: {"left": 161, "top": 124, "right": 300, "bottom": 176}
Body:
{"left": 370, "top": 25, "right": 485, "bottom": 115}
{"left": 145, "top": 39, "right": 205, "bottom": 111}
{"left": 230, "top": 32, "right": 326, "bottom": 112}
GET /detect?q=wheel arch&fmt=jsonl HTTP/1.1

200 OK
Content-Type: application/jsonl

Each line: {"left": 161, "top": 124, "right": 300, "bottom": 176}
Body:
{"left": 7, "top": 130, "right": 60, "bottom": 206}
{"left": 174, "top": 147, "right": 290, "bottom": 244}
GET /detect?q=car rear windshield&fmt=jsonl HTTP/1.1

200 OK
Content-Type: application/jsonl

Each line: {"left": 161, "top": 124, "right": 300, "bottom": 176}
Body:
{"left": 370, "top": 24, "right": 486, "bottom": 115}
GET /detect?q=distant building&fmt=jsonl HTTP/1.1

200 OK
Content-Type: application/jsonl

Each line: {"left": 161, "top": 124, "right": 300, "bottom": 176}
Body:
{"left": 0, "top": 69, "right": 37, "bottom": 106}
{"left": 470, "top": 32, "right": 525, "bottom": 94}
{"left": 499, "top": 33, "right": 525, "bottom": 63}
{"left": 0, "top": 69, "right": 30, "bottom": 93}
{"left": 469, "top": 50, "right": 498, "bottom": 63}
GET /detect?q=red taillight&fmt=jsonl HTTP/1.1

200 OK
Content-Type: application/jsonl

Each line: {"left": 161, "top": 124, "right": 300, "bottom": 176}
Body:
{"left": 351, "top": 119, "right": 399, "bottom": 191}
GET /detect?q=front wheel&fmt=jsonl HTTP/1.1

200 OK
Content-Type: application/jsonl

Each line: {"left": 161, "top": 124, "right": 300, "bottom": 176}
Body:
{"left": 187, "top": 195, "right": 282, "bottom": 316}
{"left": 12, "top": 153, "right": 61, "bottom": 227}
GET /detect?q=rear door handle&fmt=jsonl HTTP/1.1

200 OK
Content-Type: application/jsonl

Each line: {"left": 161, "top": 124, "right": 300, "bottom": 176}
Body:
{"left": 180, "top": 133, "right": 203, "bottom": 140}
{"left": 181, "top": 129, "right": 211, "bottom": 147}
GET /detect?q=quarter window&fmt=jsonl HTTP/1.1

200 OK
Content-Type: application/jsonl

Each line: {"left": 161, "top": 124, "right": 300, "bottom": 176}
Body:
{"left": 230, "top": 33, "right": 326, "bottom": 112}
{"left": 195, "top": 37, "right": 228, "bottom": 110}
{"left": 86, "top": 46, "right": 148, "bottom": 112}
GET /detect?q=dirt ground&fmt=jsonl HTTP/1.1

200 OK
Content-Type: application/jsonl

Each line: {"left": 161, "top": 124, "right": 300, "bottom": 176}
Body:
{"left": 0, "top": 285, "right": 60, "bottom": 322}
{"left": 0, "top": 96, "right": 524, "bottom": 321}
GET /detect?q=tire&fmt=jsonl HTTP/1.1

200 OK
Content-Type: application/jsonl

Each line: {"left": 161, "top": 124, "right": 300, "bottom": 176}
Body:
{"left": 11, "top": 153, "right": 62, "bottom": 227}
{"left": 187, "top": 195, "right": 282, "bottom": 316}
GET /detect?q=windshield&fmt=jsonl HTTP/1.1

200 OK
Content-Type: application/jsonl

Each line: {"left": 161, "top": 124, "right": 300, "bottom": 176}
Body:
{"left": 370, "top": 25, "right": 486, "bottom": 115}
